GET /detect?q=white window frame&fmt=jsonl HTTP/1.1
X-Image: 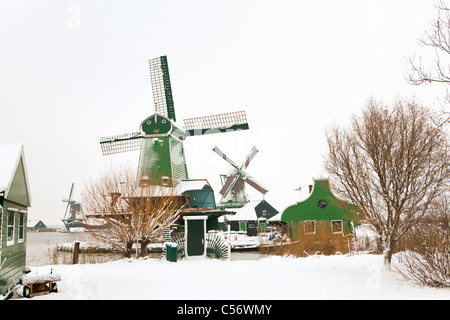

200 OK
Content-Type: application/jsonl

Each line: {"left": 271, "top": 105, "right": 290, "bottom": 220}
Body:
{"left": 18, "top": 212, "right": 25, "bottom": 243}
{"left": 7, "top": 210, "right": 15, "bottom": 246}
{"left": 331, "top": 220, "right": 343, "bottom": 234}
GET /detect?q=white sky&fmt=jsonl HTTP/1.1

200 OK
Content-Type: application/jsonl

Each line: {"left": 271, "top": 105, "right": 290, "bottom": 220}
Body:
{"left": 0, "top": 0, "right": 445, "bottom": 225}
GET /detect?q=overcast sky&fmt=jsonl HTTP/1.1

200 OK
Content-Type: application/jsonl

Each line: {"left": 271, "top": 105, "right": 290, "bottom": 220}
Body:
{"left": 0, "top": 0, "right": 445, "bottom": 225}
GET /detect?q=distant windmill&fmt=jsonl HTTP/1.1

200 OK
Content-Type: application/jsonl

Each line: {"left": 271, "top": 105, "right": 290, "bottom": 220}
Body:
{"left": 213, "top": 146, "right": 268, "bottom": 208}
{"left": 62, "top": 183, "right": 86, "bottom": 231}
{"left": 99, "top": 56, "right": 249, "bottom": 187}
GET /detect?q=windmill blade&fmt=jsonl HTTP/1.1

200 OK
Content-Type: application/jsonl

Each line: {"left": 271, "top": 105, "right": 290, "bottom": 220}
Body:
{"left": 212, "top": 146, "right": 240, "bottom": 170}
{"left": 64, "top": 183, "right": 74, "bottom": 219}
{"left": 67, "top": 183, "right": 74, "bottom": 203}
{"left": 99, "top": 132, "right": 142, "bottom": 156}
{"left": 219, "top": 174, "right": 239, "bottom": 196}
{"left": 183, "top": 110, "right": 249, "bottom": 136}
{"left": 241, "top": 146, "right": 259, "bottom": 170}
{"left": 244, "top": 176, "right": 269, "bottom": 195}
{"left": 149, "top": 56, "right": 176, "bottom": 121}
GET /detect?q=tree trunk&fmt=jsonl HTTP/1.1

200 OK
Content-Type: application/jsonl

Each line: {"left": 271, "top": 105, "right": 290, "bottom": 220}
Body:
{"left": 383, "top": 233, "right": 396, "bottom": 265}
{"left": 123, "top": 241, "right": 133, "bottom": 258}
{"left": 139, "top": 239, "right": 150, "bottom": 258}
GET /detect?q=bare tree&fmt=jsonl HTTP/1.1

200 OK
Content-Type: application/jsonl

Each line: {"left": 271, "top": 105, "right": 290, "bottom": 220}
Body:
{"left": 325, "top": 98, "right": 450, "bottom": 265}
{"left": 82, "top": 167, "right": 185, "bottom": 258}
{"left": 407, "top": 0, "right": 450, "bottom": 127}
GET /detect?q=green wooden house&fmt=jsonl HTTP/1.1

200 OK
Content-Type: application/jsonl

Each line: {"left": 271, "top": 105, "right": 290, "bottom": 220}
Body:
{"left": 281, "top": 179, "right": 361, "bottom": 235}
{"left": 0, "top": 144, "right": 31, "bottom": 296}
{"left": 27, "top": 220, "right": 47, "bottom": 232}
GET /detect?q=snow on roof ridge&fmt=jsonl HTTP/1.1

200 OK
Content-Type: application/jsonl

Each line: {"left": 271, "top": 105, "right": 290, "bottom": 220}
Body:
{"left": 0, "top": 143, "right": 23, "bottom": 192}
{"left": 0, "top": 143, "right": 31, "bottom": 206}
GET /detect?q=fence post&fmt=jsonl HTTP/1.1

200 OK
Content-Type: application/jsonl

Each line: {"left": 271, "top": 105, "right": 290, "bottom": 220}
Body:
{"left": 72, "top": 240, "right": 80, "bottom": 264}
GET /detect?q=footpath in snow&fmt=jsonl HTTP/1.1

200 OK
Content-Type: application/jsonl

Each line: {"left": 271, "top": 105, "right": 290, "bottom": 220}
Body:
{"left": 10, "top": 253, "right": 449, "bottom": 300}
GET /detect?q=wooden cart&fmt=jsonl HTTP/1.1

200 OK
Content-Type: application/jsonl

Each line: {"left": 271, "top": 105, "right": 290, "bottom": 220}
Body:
{"left": 21, "top": 272, "right": 61, "bottom": 298}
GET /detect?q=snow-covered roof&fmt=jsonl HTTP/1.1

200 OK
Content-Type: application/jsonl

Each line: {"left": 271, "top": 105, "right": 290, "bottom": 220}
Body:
{"left": 222, "top": 200, "right": 263, "bottom": 221}
{"left": 0, "top": 144, "right": 31, "bottom": 204}
{"left": 176, "top": 179, "right": 211, "bottom": 194}
{"left": 126, "top": 179, "right": 211, "bottom": 198}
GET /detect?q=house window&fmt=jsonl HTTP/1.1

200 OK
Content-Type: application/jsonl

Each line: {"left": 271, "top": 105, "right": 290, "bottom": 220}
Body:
{"left": 7, "top": 210, "right": 15, "bottom": 245}
{"left": 18, "top": 213, "right": 25, "bottom": 242}
{"left": 332, "top": 220, "right": 343, "bottom": 234}
{"left": 304, "top": 220, "right": 316, "bottom": 234}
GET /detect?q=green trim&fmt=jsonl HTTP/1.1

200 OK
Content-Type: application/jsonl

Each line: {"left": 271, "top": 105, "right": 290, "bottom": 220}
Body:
{"left": 160, "top": 56, "right": 176, "bottom": 121}
{"left": 186, "top": 123, "right": 249, "bottom": 136}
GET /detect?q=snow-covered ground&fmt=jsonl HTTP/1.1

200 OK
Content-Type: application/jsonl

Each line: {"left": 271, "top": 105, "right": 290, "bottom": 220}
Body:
{"left": 11, "top": 253, "right": 449, "bottom": 300}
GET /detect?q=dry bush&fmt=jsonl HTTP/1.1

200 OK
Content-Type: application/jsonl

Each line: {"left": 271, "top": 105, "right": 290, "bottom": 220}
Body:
{"left": 271, "top": 221, "right": 353, "bottom": 257}
{"left": 393, "top": 196, "right": 450, "bottom": 287}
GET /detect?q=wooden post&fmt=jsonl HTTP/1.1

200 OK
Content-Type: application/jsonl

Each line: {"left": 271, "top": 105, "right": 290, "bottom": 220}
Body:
{"left": 227, "top": 224, "right": 231, "bottom": 261}
{"left": 72, "top": 241, "right": 80, "bottom": 264}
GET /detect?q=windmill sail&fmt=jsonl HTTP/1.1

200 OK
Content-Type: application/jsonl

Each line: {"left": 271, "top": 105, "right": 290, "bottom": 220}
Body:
{"left": 244, "top": 176, "right": 268, "bottom": 195}
{"left": 63, "top": 183, "right": 74, "bottom": 220}
{"left": 184, "top": 110, "right": 249, "bottom": 136}
{"left": 100, "top": 132, "right": 142, "bottom": 156}
{"left": 219, "top": 174, "right": 239, "bottom": 196}
{"left": 212, "top": 146, "right": 240, "bottom": 170}
{"left": 241, "top": 146, "right": 258, "bottom": 170}
{"left": 149, "top": 56, "right": 176, "bottom": 121}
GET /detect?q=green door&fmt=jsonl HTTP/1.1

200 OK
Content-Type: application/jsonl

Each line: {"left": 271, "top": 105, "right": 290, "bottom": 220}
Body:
{"left": 186, "top": 219, "right": 205, "bottom": 256}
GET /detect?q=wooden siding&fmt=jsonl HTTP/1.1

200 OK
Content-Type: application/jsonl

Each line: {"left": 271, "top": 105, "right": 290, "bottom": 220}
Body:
{"left": 0, "top": 201, "right": 28, "bottom": 296}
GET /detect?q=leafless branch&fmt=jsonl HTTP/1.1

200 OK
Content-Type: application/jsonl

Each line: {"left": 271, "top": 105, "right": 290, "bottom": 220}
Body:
{"left": 82, "top": 167, "right": 185, "bottom": 258}
{"left": 406, "top": 1, "right": 450, "bottom": 126}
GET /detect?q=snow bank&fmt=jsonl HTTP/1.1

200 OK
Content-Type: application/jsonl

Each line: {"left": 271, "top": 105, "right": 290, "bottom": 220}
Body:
{"left": 13, "top": 254, "right": 449, "bottom": 300}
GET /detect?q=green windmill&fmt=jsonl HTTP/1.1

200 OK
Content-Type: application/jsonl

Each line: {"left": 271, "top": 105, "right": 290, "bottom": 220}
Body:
{"left": 100, "top": 56, "right": 249, "bottom": 187}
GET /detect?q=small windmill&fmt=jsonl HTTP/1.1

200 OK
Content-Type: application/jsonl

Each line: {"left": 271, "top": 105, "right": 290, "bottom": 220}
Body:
{"left": 99, "top": 56, "right": 249, "bottom": 187}
{"left": 213, "top": 146, "right": 268, "bottom": 208}
{"left": 62, "top": 183, "right": 86, "bottom": 231}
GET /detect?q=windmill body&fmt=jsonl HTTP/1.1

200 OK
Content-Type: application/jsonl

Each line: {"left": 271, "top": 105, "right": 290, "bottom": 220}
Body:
{"left": 220, "top": 171, "right": 248, "bottom": 206}
{"left": 100, "top": 56, "right": 249, "bottom": 188}
{"left": 137, "top": 114, "right": 188, "bottom": 186}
